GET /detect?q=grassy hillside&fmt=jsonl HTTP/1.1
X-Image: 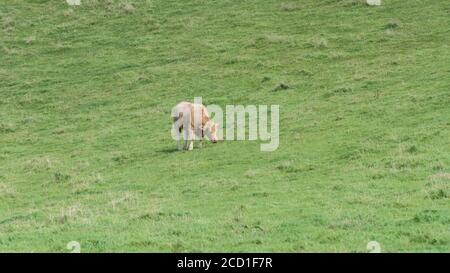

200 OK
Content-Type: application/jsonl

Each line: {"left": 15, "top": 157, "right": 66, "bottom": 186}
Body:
{"left": 0, "top": 0, "right": 449, "bottom": 252}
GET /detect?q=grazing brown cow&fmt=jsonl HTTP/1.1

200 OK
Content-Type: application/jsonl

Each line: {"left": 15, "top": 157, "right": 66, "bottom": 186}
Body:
{"left": 172, "top": 102, "right": 219, "bottom": 150}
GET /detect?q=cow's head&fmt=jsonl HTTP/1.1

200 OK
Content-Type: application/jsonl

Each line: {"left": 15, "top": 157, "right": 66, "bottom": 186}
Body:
{"left": 204, "top": 121, "right": 219, "bottom": 143}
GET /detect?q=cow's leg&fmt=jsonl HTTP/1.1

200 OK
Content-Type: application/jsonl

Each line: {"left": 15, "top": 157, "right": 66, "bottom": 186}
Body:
{"left": 173, "top": 113, "right": 184, "bottom": 151}
{"left": 187, "top": 129, "right": 194, "bottom": 150}
{"left": 198, "top": 133, "right": 203, "bottom": 149}
{"left": 183, "top": 126, "right": 194, "bottom": 150}
{"left": 176, "top": 126, "right": 183, "bottom": 151}
{"left": 183, "top": 127, "right": 190, "bottom": 150}
{"left": 181, "top": 113, "right": 191, "bottom": 150}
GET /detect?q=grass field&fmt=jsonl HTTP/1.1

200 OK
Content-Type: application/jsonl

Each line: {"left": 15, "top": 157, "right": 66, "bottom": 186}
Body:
{"left": 0, "top": 0, "right": 449, "bottom": 252}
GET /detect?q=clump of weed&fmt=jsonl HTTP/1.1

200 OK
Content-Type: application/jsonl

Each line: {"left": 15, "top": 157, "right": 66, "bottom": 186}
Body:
{"left": 250, "top": 34, "right": 292, "bottom": 48}
{"left": 384, "top": 19, "right": 401, "bottom": 30}
{"left": 143, "top": 17, "right": 160, "bottom": 32}
{"left": 252, "top": 192, "right": 269, "bottom": 197}
{"left": 323, "top": 86, "right": 353, "bottom": 98}
{"left": 272, "top": 83, "right": 290, "bottom": 92}
{"left": 73, "top": 173, "right": 104, "bottom": 194}
{"left": 24, "top": 36, "right": 35, "bottom": 45}
{"left": 384, "top": 143, "right": 425, "bottom": 170}
{"left": 111, "top": 152, "right": 129, "bottom": 164}
{"left": 276, "top": 160, "right": 314, "bottom": 173}
{"left": 261, "top": 76, "right": 271, "bottom": 82}
{"left": 0, "top": 183, "right": 16, "bottom": 199}
{"left": 413, "top": 210, "right": 440, "bottom": 223}
{"left": 54, "top": 171, "right": 71, "bottom": 183}
{"left": 51, "top": 204, "right": 82, "bottom": 224}
{"left": 224, "top": 57, "right": 240, "bottom": 65}
{"left": 88, "top": 173, "right": 104, "bottom": 183}
{"left": 280, "top": 2, "right": 300, "bottom": 12}
{"left": 52, "top": 128, "right": 65, "bottom": 135}
{"left": 297, "top": 69, "right": 313, "bottom": 76}
{"left": 263, "top": 33, "right": 291, "bottom": 44}
{"left": 121, "top": 3, "right": 135, "bottom": 13}
{"left": 340, "top": 0, "right": 366, "bottom": 7}
{"left": 244, "top": 169, "right": 258, "bottom": 178}
{"left": 62, "top": 9, "right": 75, "bottom": 17}
{"left": 25, "top": 156, "right": 55, "bottom": 172}
{"left": 170, "top": 241, "right": 184, "bottom": 252}
{"left": 276, "top": 160, "right": 297, "bottom": 172}
{"left": 408, "top": 231, "right": 446, "bottom": 245}
{"left": 74, "top": 173, "right": 104, "bottom": 188}
{"left": 424, "top": 173, "right": 450, "bottom": 200}
{"left": 2, "top": 16, "right": 15, "bottom": 32}
{"left": 230, "top": 205, "right": 247, "bottom": 224}
{"left": 407, "top": 145, "right": 418, "bottom": 154}
{"left": 307, "top": 37, "right": 328, "bottom": 49}
{"left": 108, "top": 191, "right": 137, "bottom": 209}
{"left": 333, "top": 86, "right": 353, "bottom": 94}
{"left": 0, "top": 122, "right": 16, "bottom": 133}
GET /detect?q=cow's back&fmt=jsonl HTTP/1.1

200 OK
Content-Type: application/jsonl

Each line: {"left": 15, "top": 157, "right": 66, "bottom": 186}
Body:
{"left": 172, "top": 102, "right": 210, "bottom": 129}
